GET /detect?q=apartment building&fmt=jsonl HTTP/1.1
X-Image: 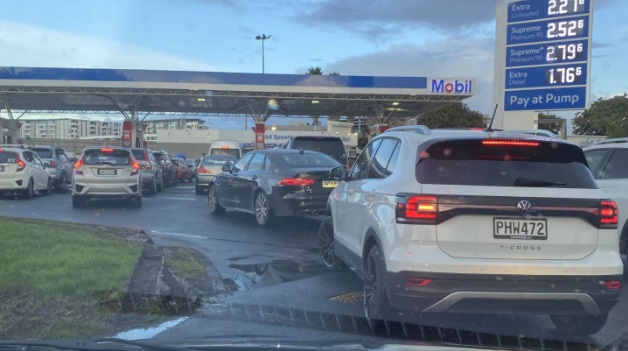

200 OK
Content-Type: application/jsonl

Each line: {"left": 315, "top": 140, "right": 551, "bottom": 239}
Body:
{"left": 143, "top": 118, "right": 207, "bottom": 134}
{"left": 20, "top": 118, "right": 122, "bottom": 139}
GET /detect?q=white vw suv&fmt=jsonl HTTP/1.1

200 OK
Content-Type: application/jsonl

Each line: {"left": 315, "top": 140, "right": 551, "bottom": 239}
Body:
{"left": 320, "top": 126, "right": 622, "bottom": 335}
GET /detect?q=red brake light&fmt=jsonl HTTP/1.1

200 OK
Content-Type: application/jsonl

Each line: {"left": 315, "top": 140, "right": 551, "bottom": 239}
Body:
{"left": 482, "top": 140, "right": 539, "bottom": 147}
{"left": 0, "top": 148, "right": 3, "bottom": 152}
{"left": 600, "top": 200, "right": 618, "bottom": 228}
{"left": 100, "top": 148, "right": 114, "bottom": 152}
{"left": 74, "top": 159, "right": 84, "bottom": 175}
{"left": 131, "top": 160, "right": 140, "bottom": 175}
{"left": 603, "top": 280, "right": 621, "bottom": 290}
{"left": 278, "top": 178, "right": 315, "bottom": 186}
{"left": 198, "top": 166, "right": 211, "bottom": 174}
{"left": 16, "top": 155, "right": 25, "bottom": 172}
{"left": 221, "top": 146, "right": 229, "bottom": 149}
{"left": 397, "top": 195, "right": 438, "bottom": 223}
{"left": 48, "top": 160, "right": 58, "bottom": 168}
{"left": 406, "top": 278, "right": 433, "bottom": 287}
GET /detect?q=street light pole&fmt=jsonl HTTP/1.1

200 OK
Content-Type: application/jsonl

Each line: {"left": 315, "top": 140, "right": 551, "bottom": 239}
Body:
{"left": 255, "top": 34, "right": 271, "bottom": 74}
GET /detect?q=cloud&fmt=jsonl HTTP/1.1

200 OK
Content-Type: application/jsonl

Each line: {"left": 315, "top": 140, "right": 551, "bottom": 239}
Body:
{"left": 326, "top": 37, "right": 496, "bottom": 114}
{"left": 297, "top": 0, "right": 495, "bottom": 39}
{"left": 0, "top": 20, "right": 223, "bottom": 71}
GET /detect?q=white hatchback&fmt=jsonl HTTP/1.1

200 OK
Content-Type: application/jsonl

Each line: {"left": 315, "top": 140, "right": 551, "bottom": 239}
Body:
{"left": 0, "top": 146, "right": 52, "bottom": 198}
{"left": 321, "top": 126, "right": 623, "bottom": 335}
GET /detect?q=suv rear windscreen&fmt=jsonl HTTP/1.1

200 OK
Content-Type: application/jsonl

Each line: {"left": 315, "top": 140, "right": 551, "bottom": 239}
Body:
{"left": 83, "top": 149, "right": 131, "bottom": 166}
{"left": 416, "top": 139, "right": 597, "bottom": 189}
{"left": 131, "top": 149, "right": 147, "bottom": 161}
{"left": 0, "top": 151, "right": 17, "bottom": 163}
{"left": 290, "top": 137, "right": 345, "bottom": 163}
{"left": 31, "top": 148, "right": 53, "bottom": 159}
{"left": 151, "top": 152, "right": 167, "bottom": 162}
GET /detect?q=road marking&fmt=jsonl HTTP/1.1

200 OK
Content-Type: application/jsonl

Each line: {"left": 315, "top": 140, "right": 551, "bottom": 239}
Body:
{"left": 150, "top": 230, "right": 206, "bottom": 239}
{"left": 161, "top": 197, "right": 197, "bottom": 201}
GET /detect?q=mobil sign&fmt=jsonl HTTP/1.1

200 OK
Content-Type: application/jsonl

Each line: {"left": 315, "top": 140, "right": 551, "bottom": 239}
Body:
{"left": 430, "top": 78, "right": 474, "bottom": 94}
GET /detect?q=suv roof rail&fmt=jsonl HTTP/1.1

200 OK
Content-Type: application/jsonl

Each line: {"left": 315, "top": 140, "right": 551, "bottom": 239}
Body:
{"left": 592, "top": 137, "right": 628, "bottom": 145}
{"left": 384, "top": 125, "right": 431, "bottom": 135}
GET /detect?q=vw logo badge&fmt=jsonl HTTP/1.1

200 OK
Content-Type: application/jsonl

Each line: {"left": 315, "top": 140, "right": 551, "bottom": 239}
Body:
{"left": 517, "top": 200, "right": 532, "bottom": 215}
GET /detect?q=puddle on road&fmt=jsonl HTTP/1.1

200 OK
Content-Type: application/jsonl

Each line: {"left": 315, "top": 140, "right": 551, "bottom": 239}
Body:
{"left": 225, "top": 259, "right": 330, "bottom": 292}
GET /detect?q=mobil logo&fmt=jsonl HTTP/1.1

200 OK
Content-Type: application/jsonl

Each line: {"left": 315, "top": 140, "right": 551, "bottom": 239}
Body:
{"left": 431, "top": 79, "right": 473, "bottom": 94}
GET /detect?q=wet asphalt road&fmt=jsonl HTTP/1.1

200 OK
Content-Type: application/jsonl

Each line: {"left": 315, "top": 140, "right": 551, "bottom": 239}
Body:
{"left": 2, "top": 184, "right": 628, "bottom": 347}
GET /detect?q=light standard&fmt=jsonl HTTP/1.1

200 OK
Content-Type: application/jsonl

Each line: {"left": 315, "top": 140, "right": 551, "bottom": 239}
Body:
{"left": 255, "top": 34, "right": 271, "bottom": 74}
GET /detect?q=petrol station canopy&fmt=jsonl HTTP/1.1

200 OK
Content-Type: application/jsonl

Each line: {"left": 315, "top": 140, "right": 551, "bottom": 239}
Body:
{"left": 0, "top": 67, "right": 475, "bottom": 119}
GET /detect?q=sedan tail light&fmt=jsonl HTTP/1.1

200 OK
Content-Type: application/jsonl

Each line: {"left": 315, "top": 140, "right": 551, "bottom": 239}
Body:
{"left": 197, "top": 166, "right": 211, "bottom": 174}
{"left": 396, "top": 194, "right": 438, "bottom": 224}
{"left": 278, "top": 178, "right": 315, "bottom": 186}
{"left": 48, "top": 160, "right": 58, "bottom": 168}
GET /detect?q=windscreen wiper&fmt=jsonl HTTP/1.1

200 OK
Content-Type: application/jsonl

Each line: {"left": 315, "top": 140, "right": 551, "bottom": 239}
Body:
{"left": 0, "top": 338, "right": 191, "bottom": 351}
{"left": 514, "top": 177, "right": 566, "bottom": 187}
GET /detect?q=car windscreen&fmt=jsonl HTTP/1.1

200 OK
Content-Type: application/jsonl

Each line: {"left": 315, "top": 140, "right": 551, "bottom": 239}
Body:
{"left": 416, "top": 139, "right": 597, "bottom": 189}
{"left": 290, "top": 138, "right": 345, "bottom": 161}
{"left": 131, "top": 149, "right": 147, "bottom": 161}
{"left": 210, "top": 148, "right": 240, "bottom": 158}
{"left": 0, "top": 151, "right": 17, "bottom": 163}
{"left": 83, "top": 149, "right": 131, "bottom": 166}
{"left": 202, "top": 155, "right": 237, "bottom": 165}
{"left": 31, "top": 148, "right": 54, "bottom": 159}
{"left": 274, "top": 153, "right": 341, "bottom": 168}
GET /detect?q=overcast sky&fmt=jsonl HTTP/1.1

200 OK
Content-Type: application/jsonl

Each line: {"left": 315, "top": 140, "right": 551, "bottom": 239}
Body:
{"left": 2, "top": 0, "right": 626, "bottom": 129}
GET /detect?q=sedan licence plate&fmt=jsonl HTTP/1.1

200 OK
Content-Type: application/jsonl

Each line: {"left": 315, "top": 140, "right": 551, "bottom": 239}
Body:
{"left": 98, "top": 169, "right": 117, "bottom": 175}
{"left": 493, "top": 217, "right": 547, "bottom": 240}
{"left": 322, "top": 180, "right": 339, "bottom": 188}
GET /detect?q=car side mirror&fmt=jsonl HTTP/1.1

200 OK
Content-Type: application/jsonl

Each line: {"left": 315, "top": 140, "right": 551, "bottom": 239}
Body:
{"left": 330, "top": 166, "right": 347, "bottom": 180}
{"left": 44, "top": 162, "right": 50, "bottom": 168}
{"left": 222, "top": 163, "right": 233, "bottom": 172}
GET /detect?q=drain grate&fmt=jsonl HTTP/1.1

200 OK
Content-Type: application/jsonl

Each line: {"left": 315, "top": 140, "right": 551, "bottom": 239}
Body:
{"left": 329, "top": 291, "right": 363, "bottom": 303}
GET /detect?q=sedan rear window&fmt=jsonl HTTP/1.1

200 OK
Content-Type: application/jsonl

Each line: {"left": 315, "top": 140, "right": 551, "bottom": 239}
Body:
{"left": 290, "top": 137, "right": 346, "bottom": 162}
{"left": 83, "top": 149, "right": 131, "bottom": 166}
{"left": 416, "top": 139, "right": 597, "bottom": 189}
{"left": 202, "top": 155, "right": 237, "bottom": 165}
{"left": 31, "top": 148, "right": 53, "bottom": 159}
{"left": 276, "top": 153, "right": 341, "bottom": 168}
{"left": 0, "top": 151, "right": 17, "bottom": 163}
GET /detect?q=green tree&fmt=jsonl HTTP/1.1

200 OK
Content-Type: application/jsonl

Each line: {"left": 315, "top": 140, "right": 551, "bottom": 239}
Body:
{"left": 538, "top": 112, "right": 563, "bottom": 135}
{"left": 418, "top": 103, "right": 486, "bottom": 129}
{"left": 307, "top": 66, "right": 323, "bottom": 75}
{"left": 572, "top": 94, "right": 628, "bottom": 136}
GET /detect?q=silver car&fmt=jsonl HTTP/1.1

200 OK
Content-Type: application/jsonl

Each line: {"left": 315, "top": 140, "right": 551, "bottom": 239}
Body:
{"left": 195, "top": 154, "right": 236, "bottom": 194}
{"left": 30, "top": 146, "right": 73, "bottom": 193}
{"left": 71, "top": 147, "right": 142, "bottom": 208}
{"left": 131, "top": 148, "right": 163, "bottom": 194}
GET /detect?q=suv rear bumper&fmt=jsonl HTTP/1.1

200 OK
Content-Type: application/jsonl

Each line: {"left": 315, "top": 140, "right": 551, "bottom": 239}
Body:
{"left": 385, "top": 272, "right": 622, "bottom": 315}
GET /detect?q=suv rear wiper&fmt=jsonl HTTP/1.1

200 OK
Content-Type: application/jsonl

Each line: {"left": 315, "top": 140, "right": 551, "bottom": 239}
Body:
{"left": 514, "top": 177, "right": 566, "bottom": 187}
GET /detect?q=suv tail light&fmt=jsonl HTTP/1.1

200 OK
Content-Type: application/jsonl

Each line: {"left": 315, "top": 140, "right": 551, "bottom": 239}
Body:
{"left": 16, "top": 155, "right": 25, "bottom": 172}
{"left": 48, "top": 160, "right": 58, "bottom": 168}
{"left": 396, "top": 195, "right": 438, "bottom": 224}
{"left": 600, "top": 200, "right": 618, "bottom": 228}
{"left": 74, "top": 158, "right": 85, "bottom": 175}
{"left": 278, "top": 178, "right": 315, "bottom": 187}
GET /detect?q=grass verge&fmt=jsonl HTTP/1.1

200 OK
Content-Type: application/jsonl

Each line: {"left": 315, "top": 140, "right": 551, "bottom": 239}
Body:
{"left": 166, "top": 247, "right": 206, "bottom": 282}
{"left": 0, "top": 219, "right": 143, "bottom": 339}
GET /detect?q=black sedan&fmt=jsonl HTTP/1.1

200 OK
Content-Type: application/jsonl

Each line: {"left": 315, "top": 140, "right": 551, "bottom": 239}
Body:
{"left": 207, "top": 149, "right": 345, "bottom": 227}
